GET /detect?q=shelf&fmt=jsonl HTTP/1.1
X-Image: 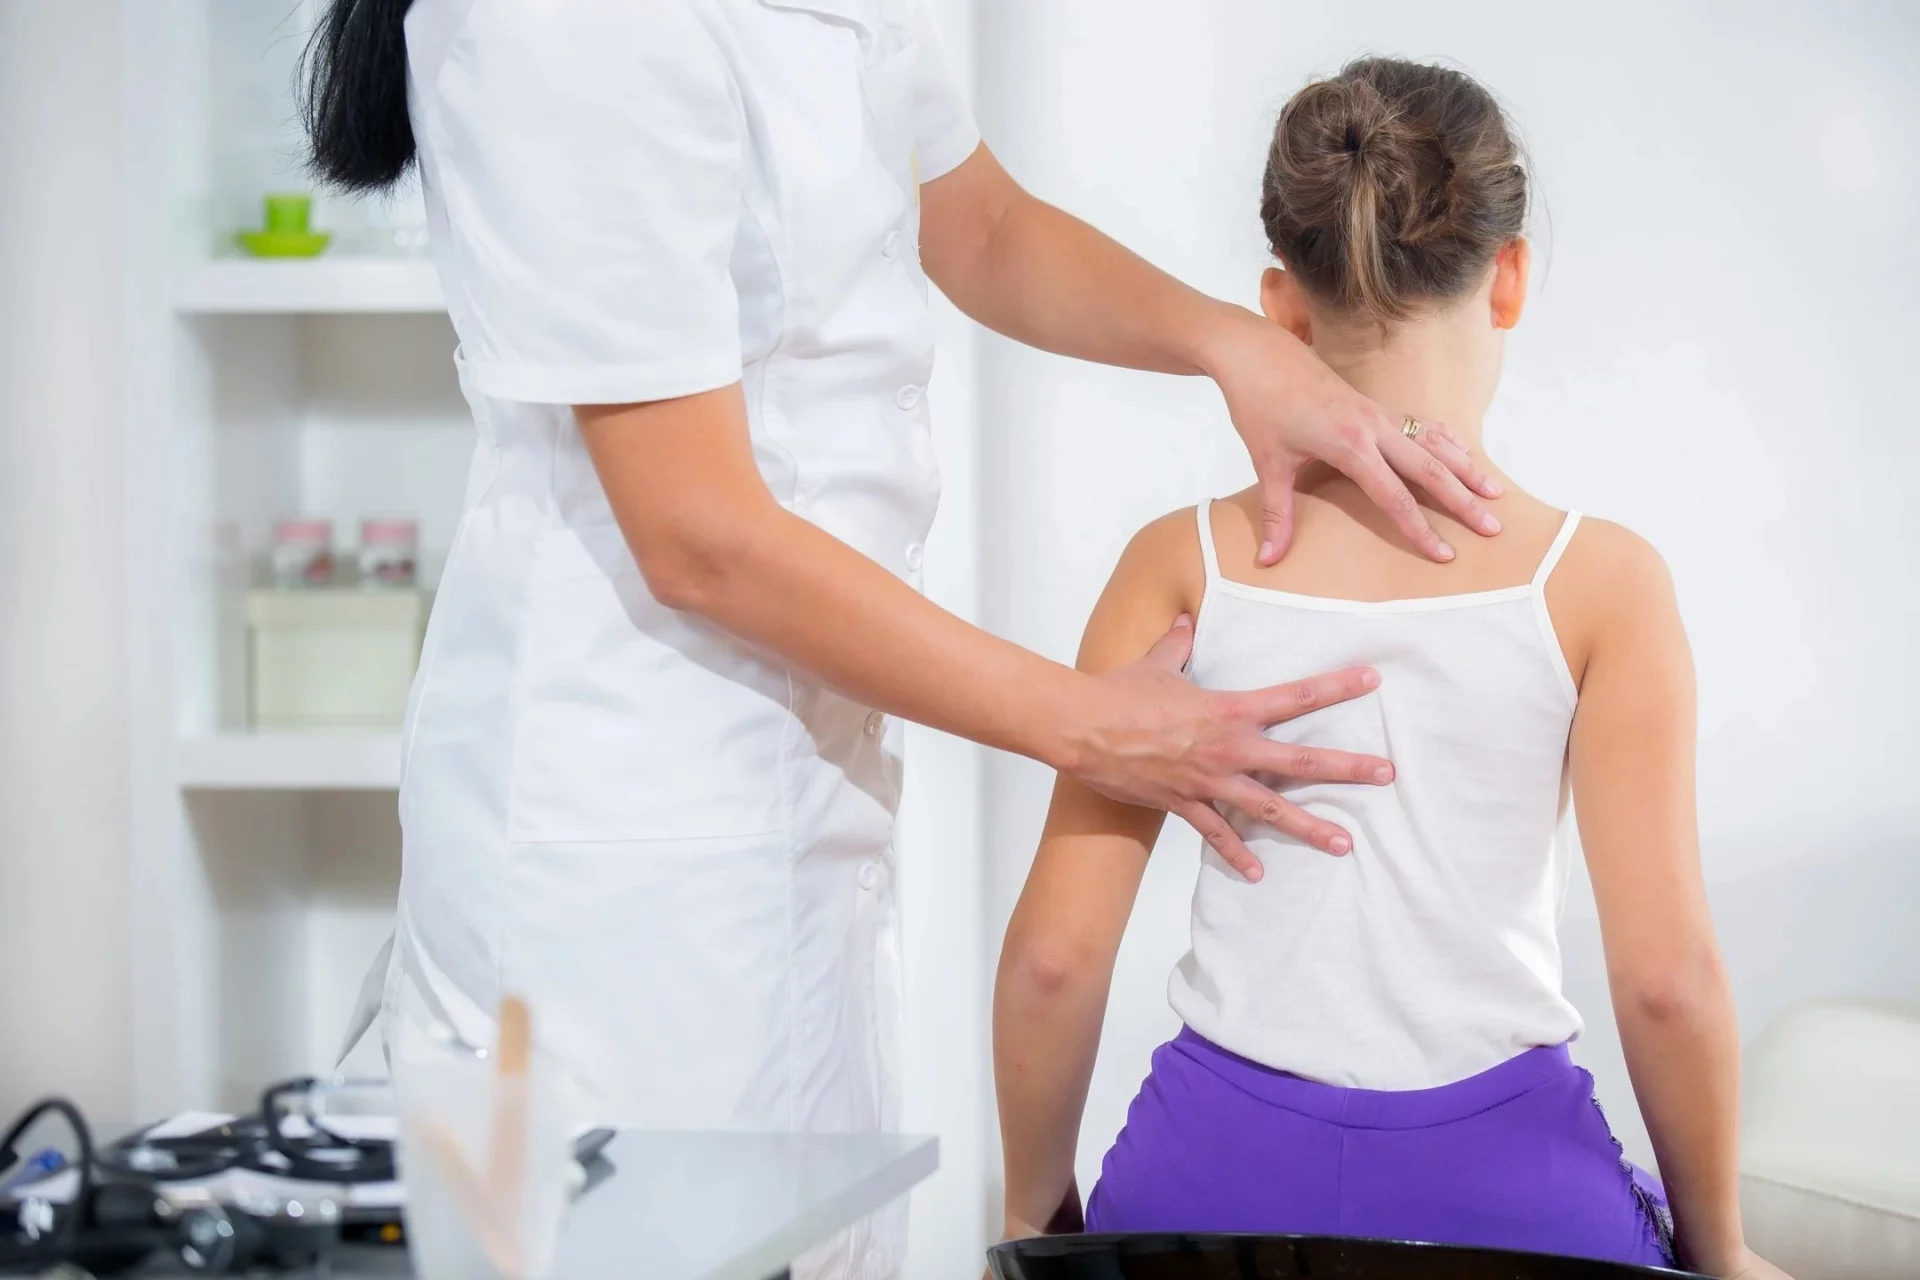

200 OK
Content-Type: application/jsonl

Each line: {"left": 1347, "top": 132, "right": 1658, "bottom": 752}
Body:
{"left": 176, "top": 733, "right": 403, "bottom": 790}
{"left": 175, "top": 258, "right": 446, "bottom": 314}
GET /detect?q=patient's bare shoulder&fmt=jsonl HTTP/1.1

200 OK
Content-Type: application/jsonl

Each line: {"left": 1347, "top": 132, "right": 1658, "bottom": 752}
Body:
{"left": 1546, "top": 516, "right": 1681, "bottom": 693}
{"left": 1112, "top": 505, "right": 1207, "bottom": 612}
{"left": 1074, "top": 508, "right": 1208, "bottom": 671}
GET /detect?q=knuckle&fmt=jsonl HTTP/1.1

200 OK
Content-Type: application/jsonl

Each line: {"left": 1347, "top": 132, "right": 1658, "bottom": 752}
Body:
{"left": 1390, "top": 487, "right": 1420, "bottom": 516}
{"left": 1290, "top": 751, "right": 1320, "bottom": 779}
{"left": 1334, "top": 423, "right": 1371, "bottom": 457}
{"left": 1258, "top": 799, "right": 1286, "bottom": 826}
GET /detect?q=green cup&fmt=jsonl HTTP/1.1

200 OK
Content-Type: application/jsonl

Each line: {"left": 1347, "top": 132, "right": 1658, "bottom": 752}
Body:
{"left": 263, "top": 193, "right": 313, "bottom": 235}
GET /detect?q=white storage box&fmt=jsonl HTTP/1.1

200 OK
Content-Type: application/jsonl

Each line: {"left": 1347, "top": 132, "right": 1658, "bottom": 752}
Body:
{"left": 248, "top": 588, "right": 425, "bottom": 730}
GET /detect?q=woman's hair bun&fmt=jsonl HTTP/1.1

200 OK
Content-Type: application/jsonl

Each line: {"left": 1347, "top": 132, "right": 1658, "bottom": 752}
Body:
{"left": 1261, "top": 58, "right": 1528, "bottom": 323}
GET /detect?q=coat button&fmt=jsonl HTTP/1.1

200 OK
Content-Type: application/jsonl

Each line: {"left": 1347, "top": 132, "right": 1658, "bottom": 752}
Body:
{"left": 895, "top": 384, "right": 922, "bottom": 410}
{"left": 864, "top": 711, "right": 885, "bottom": 738}
{"left": 882, "top": 230, "right": 901, "bottom": 258}
{"left": 857, "top": 861, "right": 880, "bottom": 890}
{"left": 904, "top": 543, "right": 924, "bottom": 572}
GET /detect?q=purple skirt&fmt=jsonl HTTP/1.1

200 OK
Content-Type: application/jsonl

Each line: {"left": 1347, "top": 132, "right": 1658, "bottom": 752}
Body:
{"left": 1086, "top": 1028, "right": 1675, "bottom": 1269}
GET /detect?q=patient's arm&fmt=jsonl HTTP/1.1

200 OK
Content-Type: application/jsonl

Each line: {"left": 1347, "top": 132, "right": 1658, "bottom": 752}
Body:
{"left": 992, "top": 518, "right": 1194, "bottom": 1237}
{"left": 1564, "top": 523, "right": 1772, "bottom": 1278}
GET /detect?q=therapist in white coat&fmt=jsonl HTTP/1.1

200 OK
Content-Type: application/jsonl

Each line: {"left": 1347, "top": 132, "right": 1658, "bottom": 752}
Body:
{"left": 306, "top": 1, "right": 1504, "bottom": 1273}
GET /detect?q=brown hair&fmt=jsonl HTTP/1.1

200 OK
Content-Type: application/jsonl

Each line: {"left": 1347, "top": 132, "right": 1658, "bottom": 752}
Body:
{"left": 1261, "top": 57, "right": 1528, "bottom": 324}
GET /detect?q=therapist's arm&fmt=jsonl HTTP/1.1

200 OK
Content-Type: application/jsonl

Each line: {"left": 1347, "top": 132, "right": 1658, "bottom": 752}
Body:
{"left": 577, "top": 386, "right": 1393, "bottom": 878}
{"left": 993, "top": 532, "right": 1183, "bottom": 1240}
{"left": 919, "top": 145, "right": 1501, "bottom": 565}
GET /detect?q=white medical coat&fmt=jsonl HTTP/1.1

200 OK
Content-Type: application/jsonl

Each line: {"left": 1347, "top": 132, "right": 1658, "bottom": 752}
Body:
{"left": 380, "top": 3, "right": 978, "bottom": 1275}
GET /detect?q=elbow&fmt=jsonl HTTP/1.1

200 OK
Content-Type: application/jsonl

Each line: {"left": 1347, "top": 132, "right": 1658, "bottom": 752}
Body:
{"left": 635, "top": 543, "right": 720, "bottom": 614}
{"left": 628, "top": 519, "right": 747, "bottom": 616}
{"left": 1000, "top": 934, "right": 1104, "bottom": 1002}
{"left": 1613, "top": 947, "right": 1732, "bottom": 1028}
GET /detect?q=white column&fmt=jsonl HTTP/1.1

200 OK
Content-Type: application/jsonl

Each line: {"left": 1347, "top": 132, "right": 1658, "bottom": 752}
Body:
{"left": 0, "top": 0, "right": 132, "bottom": 1117}
{"left": 899, "top": 2, "right": 992, "bottom": 1273}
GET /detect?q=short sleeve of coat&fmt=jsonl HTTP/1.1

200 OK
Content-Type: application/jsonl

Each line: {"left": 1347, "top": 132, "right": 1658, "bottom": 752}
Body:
{"left": 909, "top": 4, "right": 980, "bottom": 183}
{"left": 426, "top": 0, "right": 744, "bottom": 405}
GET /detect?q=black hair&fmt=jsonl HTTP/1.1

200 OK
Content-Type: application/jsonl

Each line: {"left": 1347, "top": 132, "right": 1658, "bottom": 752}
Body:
{"left": 301, "top": 0, "right": 417, "bottom": 193}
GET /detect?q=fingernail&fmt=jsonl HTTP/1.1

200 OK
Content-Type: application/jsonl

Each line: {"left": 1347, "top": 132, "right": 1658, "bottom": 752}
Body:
{"left": 1485, "top": 478, "right": 1504, "bottom": 497}
{"left": 1361, "top": 669, "right": 1380, "bottom": 690}
{"left": 1258, "top": 541, "right": 1276, "bottom": 562}
{"left": 1374, "top": 764, "right": 1393, "bottom": 783}
{"left": 1482, "top": 513, "right": 1502, "bottom": 534}
{"left": 1173, "top": 613, "right": 1193, "bottom": 628}
{"left": 1244, "top": 863, "right": 1264, "bottom": 883}
{"left": 1329, "top": 835, "right": 1351, "bottom": 855}
{"left": 1437, "top": 541, "right": 1456, "bottom": 561}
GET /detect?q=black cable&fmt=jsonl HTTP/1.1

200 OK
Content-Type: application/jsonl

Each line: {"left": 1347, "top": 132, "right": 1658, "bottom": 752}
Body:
{"left": 86, "top": 1077, "right": 393, "bottom": 1187}
{"left": 257, "top": 1077, "right": 394, "bottom": 1184}
{"left": 3, "top": 1083, "right": 390, "bottom": 1274}
{"left": 0, "top": 1096, "right": 95, "bottom": 1265}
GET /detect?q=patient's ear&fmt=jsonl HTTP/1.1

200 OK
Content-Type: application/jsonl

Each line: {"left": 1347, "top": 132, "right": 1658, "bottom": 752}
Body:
{"left": 1260, "top": 267, "right": 1313, "bottom": 344}
{"left": 1490, "top": 238, "right": 1530, "bottom": 330}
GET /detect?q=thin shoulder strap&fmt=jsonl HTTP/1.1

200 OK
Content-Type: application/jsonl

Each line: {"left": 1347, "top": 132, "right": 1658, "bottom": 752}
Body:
{"left": 1532, "top": 510, "right": 1584, "bottom": 589}
{"left": 1195, "top": 500, "right": 1222, "bottom": 581}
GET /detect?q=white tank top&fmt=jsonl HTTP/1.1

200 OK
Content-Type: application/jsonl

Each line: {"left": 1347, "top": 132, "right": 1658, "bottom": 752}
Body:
{"left": 1169, "top": 501, "right": 1588, "bottom": 1090}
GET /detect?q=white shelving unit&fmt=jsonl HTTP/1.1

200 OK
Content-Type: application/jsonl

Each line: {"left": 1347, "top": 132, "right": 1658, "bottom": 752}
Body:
{"left": 176, "top": 257, "right": 445, "bottom": 314}
{"left": 123, "top": 0, "right": 462, "bottom": 1114}
{"left": 176, "top": 733, "right": 404, "bottom": 790}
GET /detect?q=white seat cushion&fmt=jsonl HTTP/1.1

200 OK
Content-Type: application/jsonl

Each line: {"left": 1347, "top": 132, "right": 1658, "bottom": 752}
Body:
{"left": 1740, "top": 1002, "right": 1920, "bottom": 1280}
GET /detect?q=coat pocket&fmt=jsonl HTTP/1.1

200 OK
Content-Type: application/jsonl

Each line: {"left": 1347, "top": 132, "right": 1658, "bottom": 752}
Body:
{"left": 506, "top": 522, "right": 793, "bottom": 843}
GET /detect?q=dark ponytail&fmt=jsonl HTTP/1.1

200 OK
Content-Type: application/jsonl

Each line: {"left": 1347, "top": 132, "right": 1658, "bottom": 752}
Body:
{"left": 301, "top": 0, "right": 417, "bottom": 193}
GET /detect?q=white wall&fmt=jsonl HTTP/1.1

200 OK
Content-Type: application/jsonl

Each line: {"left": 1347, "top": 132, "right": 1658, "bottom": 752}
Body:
{"left": 974, "top": 0, "right": 1920, "bottom": 1202}
{"left": 3, "top": 0, "right": 1915, "bottom": 1268}
{"left": 0, "top": 0, "right": 133, "bottom": 1118}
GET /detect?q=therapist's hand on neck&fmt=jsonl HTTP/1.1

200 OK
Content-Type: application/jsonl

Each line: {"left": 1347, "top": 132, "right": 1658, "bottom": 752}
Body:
{"left": 920, "top": 146, "right": 1502, "bottom": 564}
{"left": 1198, "top": 304, "right": 1503, "bottom": 564}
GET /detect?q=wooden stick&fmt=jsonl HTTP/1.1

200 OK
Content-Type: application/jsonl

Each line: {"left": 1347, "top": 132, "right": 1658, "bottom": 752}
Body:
{"left": 422, "top": 1118, "right": 524, "bottom": 1279}
{"left": 489, "top": 996, "right": 533, "bottom": 1263}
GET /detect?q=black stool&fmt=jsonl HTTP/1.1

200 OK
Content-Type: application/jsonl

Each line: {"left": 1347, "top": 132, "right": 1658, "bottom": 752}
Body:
{"left": 989, "top": 1233, "right": 1703, "bottom": 1279}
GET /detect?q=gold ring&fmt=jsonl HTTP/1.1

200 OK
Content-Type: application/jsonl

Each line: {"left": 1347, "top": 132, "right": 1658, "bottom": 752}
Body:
{"left": 1402, "top": 415, "right": 1423, "bottom": 440}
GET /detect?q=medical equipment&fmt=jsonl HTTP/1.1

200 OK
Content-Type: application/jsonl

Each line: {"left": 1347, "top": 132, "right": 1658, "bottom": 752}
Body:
{"left": 0, "top": 1084, "right": 368, "bottom": 1275}
{"left": 1, "top": 1070, "right": 617, "bottom": 1276}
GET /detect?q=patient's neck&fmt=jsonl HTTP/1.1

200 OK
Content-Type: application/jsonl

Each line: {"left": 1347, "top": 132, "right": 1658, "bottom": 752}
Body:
{"left": 1311, "top": 310, "right": 1503, "bottom": 453}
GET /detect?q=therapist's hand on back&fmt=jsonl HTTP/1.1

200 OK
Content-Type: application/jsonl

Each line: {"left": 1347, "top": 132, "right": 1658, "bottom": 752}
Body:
{"left": 581, "top": 387, "right": 1390, "bottom": 883}
{"left": 1065, "top": 616, "right": 1388, "bottom": 871}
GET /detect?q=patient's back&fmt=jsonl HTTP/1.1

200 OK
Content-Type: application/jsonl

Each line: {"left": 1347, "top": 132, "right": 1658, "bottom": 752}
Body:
{"left": 1171, "top": 482, "right": 1589, "bottom": 1090}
